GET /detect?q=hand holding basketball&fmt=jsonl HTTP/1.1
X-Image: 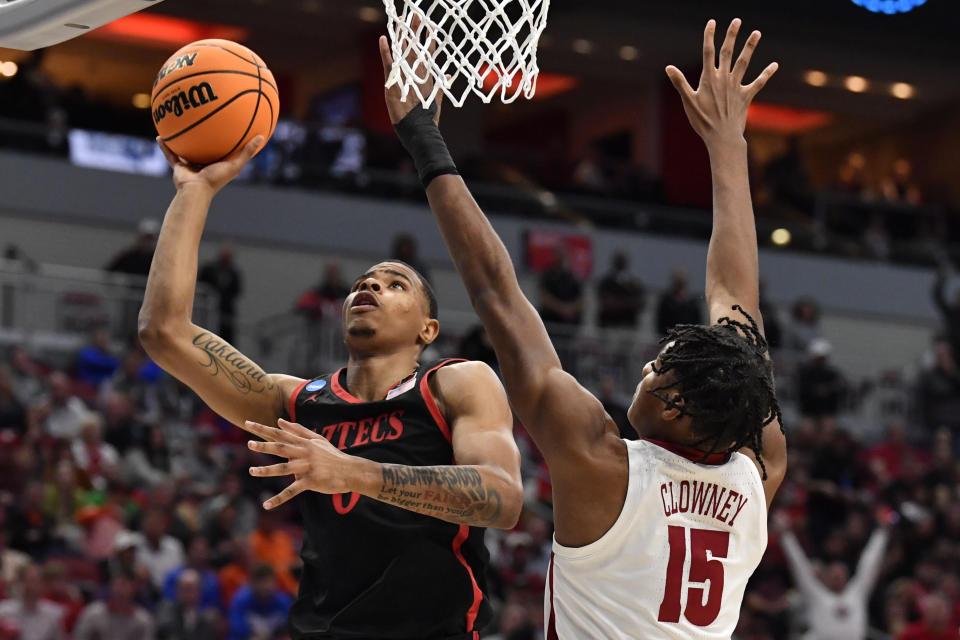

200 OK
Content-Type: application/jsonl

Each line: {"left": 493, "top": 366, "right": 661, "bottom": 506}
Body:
{"left": 158, "top": 135, "right": 263, "bottom": 195}
{"left": 665, "top": 19, "right": 778, "bottom": 148}
{"left": 379, "top": 17, "right": 444, "bottom": 125}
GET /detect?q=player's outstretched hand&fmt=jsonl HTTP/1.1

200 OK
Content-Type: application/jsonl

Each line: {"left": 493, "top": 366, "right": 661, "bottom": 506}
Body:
{"left": 665, "top": 19, "right": 778, "bottom": 148}
{"left": 379, "top": 14, "right": 444, "bottom": 126}
{"left": 157, "top": 135, "right": 264, "bottom": 195}
{"left": 241, "top": 418, "right": 357, "bottom": 510}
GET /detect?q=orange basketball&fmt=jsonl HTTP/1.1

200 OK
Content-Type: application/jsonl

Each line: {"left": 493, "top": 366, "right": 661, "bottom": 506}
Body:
{"left": 151, "top": 39, "right": 279, "bottom": 165}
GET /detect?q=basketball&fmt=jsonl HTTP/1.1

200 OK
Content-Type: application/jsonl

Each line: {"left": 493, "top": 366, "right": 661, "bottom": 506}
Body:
{"left": 150, "top": 39, "right": 279, "bottom": 165}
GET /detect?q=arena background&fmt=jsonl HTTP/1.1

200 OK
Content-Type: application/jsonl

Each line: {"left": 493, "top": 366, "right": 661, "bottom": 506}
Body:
{"left": 2, "top": 1, "right": 960, "bottom": 638}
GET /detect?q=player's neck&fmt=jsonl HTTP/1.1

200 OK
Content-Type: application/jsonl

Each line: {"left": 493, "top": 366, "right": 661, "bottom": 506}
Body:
{"left": 344, "top": 349, "right": 421, "bottom": 402}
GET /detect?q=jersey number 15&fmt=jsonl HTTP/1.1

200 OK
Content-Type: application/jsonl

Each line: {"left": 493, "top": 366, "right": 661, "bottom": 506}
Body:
{"left": 657, "top": 525, "right": 729, "bottom": 626}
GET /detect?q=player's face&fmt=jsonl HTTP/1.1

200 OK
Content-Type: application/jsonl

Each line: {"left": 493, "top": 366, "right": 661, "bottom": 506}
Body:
{"left": 342, "top": 262, "right": 438, "bottom": 354}
{"left": 627, "top": 342, "right": 678, "bottom": 436}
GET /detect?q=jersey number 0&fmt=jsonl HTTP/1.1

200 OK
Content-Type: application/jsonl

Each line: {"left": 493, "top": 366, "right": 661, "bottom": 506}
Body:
{"left": 657, "top": 526, "right": 730, "bottom": 626}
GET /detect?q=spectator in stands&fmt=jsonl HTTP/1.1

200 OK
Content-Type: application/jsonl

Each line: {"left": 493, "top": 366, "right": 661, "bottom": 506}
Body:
{"left": 100, "top": 346, "right": 160, "bottom": 418}
{"left": 863, "top": 214, "right": 892, "bottom": 261}
{"left": 390, "top": 233, "right": 431, "bottom": 283}
{"left": 39, "top": 561, "right": 82, "bottom": 633}
{"left": 70, "top": 414, "right": 119, "bottom": 490}
{"left": 784, "top": 296, "right": 822, "bottom": 352}
{"left": 538, "top": 247, "right": 583, "bottom": 328}
{"left": 916, "top": 336, "right": 960, "bottom": 431}
{"left": 5, "top": 483, "right": 53, "bottom": 559}
{"left": 0, "top": 365, "right": 25, "bottom": 432}
{"left": 227, "top": 564, "right": 292, "bottom": 640}
{"left": 295, "top": 261, "right": 350, "bottom": 321}
{"left": 106, "top": 219, "right": 159, "bottom": 278}
{"left": 249, "top": 513, "right": 298, "bottom": 596}
{"left": 571, "top": 147, "right": 609, "bottom": 193}
{"left": 830, "top": 152, "right": 870, "bottom": 199}
{"left": 203, "top": 474, "right": 258, "bottom": 539}
{"left": 99, "top": 390, "right": 149, "bottom": 454}
{"left": 123, "top": 424, "right": 172, "bottom": 488}
{"left": 74, "top": 326, "right": 118, "bottom": 388}
{"left": 0, "top": 563, "right": 64, "bottom": 640}
{"left": 156, "top": 569, "right": 220, "bottom": 640}
{"left": 35, "top": 371, "right": 93, "bottom": 440}
{"left": 74, "top": 572, "right": 154, "bottom": 640}
{"left": 881, "top": 158, "right": 922, "bottom": 206}
{"left": 217, "top": 539, "right": 253, "bottom": 611}
{"left": 457, "top": 325, "right": 498, "bottom": 371}
{"left": 778, "top": 511, "right": 890, "bottom": 640}
{"left": 655, "top": 267, "right": 701, "bottom": 335}
{"left": 8, "top": 347, "right": 44, "bottom": 405}
{"left": 162, "top": 537, "right": 220, "bottom": 612}
{"left": 932, "top": 267, "right": 960, "bottom": 363}
{"left": 796, "top": 339, "right": 846, "bottom": 420}
{"left": 764, "top": 136, "right": 813, "bottom": 213}
{"left": 41, "top": 460, "right": 89, "bottom": 549}
{"left": 896, "top": 592, "right": 960, "bottom": 640}
{"left": 199, "top": 243, "right": 243, "bottom": 344}
{"left": 134, "top": 508, "right": 185, "bottom": 591}
{"left": 107, "top": 531, "right": 156, "bottom": 605}
{"left": 758, "top": 281, "right": 782, "bottom": 350}
{"left": 596, "top": 376, "right": 636, "bottom": 439}
{"left": 597, "top": 252, "right": 646, "bottom": 329}
{"left": 0, "top": 526, "right": 29, "bottom": 591}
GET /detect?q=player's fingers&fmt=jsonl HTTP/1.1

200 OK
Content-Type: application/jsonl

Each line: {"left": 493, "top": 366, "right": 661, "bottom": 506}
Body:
{"left": 247, "top": 439, "right": 302, "bottom": 458}
{"left": 665, "top": 66, "right": 695, "bottom": 99}
{"left": 240, "top": 420, "right": 299, "bottom": 444}
{"left": 277, "top": 418, "right": 318, "bottom": 440}
{"left": 236, "top": 135, "right": 264, "bottom": 164}
{"left": 379, "top": 35, "right": 394, "bottom": 83}
{"left": 718, "top": 18, "right": 741, "bottom": 72}
{"left": 157, "top": 138, "right": 179, "bottom": 167}
{"left": 733, "top": 30, "right": 761, "bottom": 83}
{"left": 745, "top": 61, "right": 779, "bottom": 98}
{"left": 701, "top": 19, "right": 717, "bottom": 71}
{"left": 250, "top": 459, "right": 307, "bottom": 478}
{"left": 262, "top": 481, "right": 306, "bottom": 510}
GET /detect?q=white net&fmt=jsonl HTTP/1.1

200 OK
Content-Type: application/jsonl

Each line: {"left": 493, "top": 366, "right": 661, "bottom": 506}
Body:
{"left": 382, "top": 0, "right": 551, "bottom": 108}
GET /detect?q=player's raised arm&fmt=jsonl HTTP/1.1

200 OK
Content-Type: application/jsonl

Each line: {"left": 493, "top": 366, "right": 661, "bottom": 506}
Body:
{"left": 376, "top": 35, "right": 613, "bottom": 465}
{"left": 138, "top": 137, "right": 303, "bottom": 427}
{"left": 666, "top": 19, "right": 786, "bottom": 498}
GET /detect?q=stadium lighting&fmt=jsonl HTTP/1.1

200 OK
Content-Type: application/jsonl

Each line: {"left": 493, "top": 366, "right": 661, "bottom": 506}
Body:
{"left": 131, "top": 93, "right": 151, "bottom": 109}
{"left": 0, "top": 61, "right": 17, "bottom": 78}
{"left": 771, "top": 228, "right": 792, "bottom": 246}
{"left": 890, "top": 82, "right": 916, "bottom": 99}
{"left": 803, "top": 70, "right": 828, "bottom": 87}
{"left": 844, "top": 76, "right": 869, "bottom": 93}
{"left": 619, "top": 46, "right": 639, "bottom": 61}
{"left": 358, "top": 6, "right": 382, "bottom": 22}
{"left": 572, "top": 39, "right": 593, "bottom": 54}
{"left": 851, "top": 0, "right": 926, "bottom": 14}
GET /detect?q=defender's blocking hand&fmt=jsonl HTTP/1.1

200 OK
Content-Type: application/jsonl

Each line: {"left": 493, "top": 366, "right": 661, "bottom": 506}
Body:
{"left": 665, "top": 19, "right": 778, "bottom": 148}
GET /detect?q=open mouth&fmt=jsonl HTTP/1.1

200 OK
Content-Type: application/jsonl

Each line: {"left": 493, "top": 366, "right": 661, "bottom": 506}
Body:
{"left": 350, "top": 291, "right": 379, "bottom": 310}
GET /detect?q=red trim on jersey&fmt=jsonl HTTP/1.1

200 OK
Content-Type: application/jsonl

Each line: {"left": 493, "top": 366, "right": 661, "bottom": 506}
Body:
{"left": 418, "top": 358, "right": 467, "bottom": 444}
{"left": 451, "top": 524, "right": 483, "bottom": 634}
{"left": 329, "top": 368, "right": 363, "bottom": 403}
{"left": 643, "top": 438, "right": 730, "bottom": 465}
{"left": 547, "top": 551, "right": 558, "bottom": 640}
{"left": 288, "top": 379, "right": 311, "bottom": 423}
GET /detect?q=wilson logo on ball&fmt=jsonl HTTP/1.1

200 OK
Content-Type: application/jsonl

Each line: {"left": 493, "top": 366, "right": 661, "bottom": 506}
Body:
{"left": 153, "top": 82, "right": 220, "bottom": 124}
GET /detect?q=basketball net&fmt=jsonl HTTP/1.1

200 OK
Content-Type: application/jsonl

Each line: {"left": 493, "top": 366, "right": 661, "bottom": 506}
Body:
{"left": 382, "top": 0, "right": 551, "bottom": 108}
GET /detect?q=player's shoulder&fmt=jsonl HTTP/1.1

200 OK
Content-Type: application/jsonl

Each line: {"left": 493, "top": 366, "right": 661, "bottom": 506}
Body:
{"left": 428, "top": 359, "right": 499, "bottom": 391}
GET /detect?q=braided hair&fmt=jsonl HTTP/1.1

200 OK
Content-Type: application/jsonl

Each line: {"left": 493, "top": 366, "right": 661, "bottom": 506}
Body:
{"left": 648, "top": 305, "right": 783, "bottom": 479}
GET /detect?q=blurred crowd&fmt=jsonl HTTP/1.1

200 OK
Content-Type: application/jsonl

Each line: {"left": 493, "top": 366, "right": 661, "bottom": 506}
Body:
{"left": 3, "top": 53, "right": 957, "bottom": 269}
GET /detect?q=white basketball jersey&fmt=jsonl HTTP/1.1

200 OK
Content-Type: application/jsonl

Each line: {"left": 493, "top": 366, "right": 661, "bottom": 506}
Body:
{"left": 545, "top": 438, "right": 768, "bottom": 639}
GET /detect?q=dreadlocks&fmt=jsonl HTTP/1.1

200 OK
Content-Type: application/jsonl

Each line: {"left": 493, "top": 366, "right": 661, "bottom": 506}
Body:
{"left": 648, "top": 305, "right": 783, "bottom": 479}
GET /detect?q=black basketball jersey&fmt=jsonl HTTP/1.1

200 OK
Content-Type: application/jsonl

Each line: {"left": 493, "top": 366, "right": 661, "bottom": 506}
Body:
{"left": 286, "top": 358, "right": 491, "bottom": 640}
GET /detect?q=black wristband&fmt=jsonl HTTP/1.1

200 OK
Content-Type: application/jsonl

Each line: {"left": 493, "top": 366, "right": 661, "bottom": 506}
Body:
{"left": 393, "top": 102, "right": 458, "bottom": 188}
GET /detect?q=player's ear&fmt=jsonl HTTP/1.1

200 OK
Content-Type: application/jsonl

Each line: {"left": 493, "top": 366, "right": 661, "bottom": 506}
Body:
{"left": 419, "top": 318, "right": 440, "bottom": 348}
{"left": 661, "top": 393, "right": 686, "bottom": 422}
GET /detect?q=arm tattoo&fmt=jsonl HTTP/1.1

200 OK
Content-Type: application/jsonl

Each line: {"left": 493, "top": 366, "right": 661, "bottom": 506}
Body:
{"left": 377, "top": 465, "right": 503, "bottom": 527}
{"left": 192, "top": 332, "right": 275, "bottom": 394}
